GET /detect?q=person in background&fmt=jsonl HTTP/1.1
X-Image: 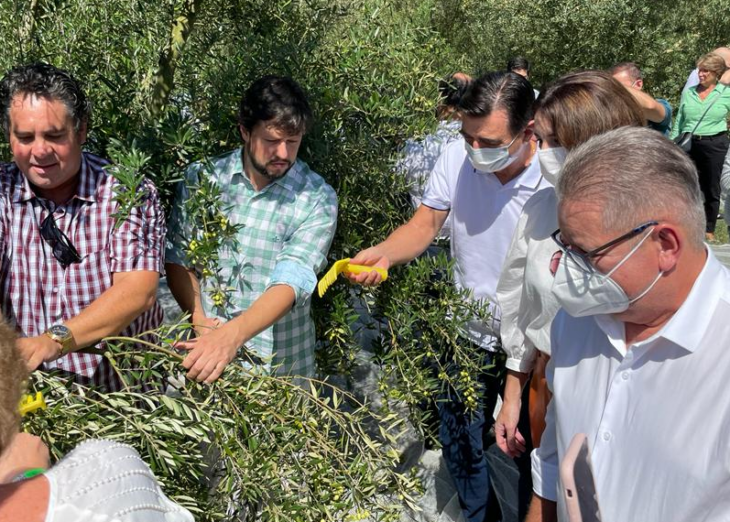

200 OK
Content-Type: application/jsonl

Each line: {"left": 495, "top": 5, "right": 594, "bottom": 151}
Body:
{"left": 347, "top": 71, "right": 550, "bottom": 522}
{"left": 671, "top": 52, "right": 730, "bottom": 242}
{"left": 397, "top": 72, "right": 472, "bottom": 238}
{"left": 527, "top": 126, "right": 730, "bottom": 522}
{"left": 610, "top": 62, "right": 672, "bottom": 135}
{"left": 682, "top": 46, "right": 730, "bottom": 95}
{"left": 493, "top": 71, "right": 644, "bottom": 521}
{"left": 0, "top": 317, "right": 194, "bottom": 521}
{"left": 166, "top": 75, "right": 338, "bottom": 383}
{"left": 508, "top": 57, "right": 540, "bottom": 98}
{"left": 0, "top": 63, "right": 165, "bottom": 391}
{"left": 721, "top": 148, "right": 730, "bottom": 238}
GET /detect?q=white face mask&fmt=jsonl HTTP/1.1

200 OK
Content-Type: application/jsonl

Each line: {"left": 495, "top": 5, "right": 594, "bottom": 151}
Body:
{"left": 551, "top": 227, "right": 664, "bottom": 317}
{"left": 537, "top": 146, "right": 567, "bottom": 186}
{"left": 465, "top": 134, "right": 522, "bottom": 173}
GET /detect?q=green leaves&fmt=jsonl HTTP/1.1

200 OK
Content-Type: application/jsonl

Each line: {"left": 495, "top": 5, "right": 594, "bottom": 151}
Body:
{"left": 24, "top": 320, "right": 421, "bottom": 521}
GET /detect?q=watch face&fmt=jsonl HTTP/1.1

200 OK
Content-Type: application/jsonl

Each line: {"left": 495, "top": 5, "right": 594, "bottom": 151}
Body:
{"left": 49, "top": 324, "right": 70, "bottom": 337}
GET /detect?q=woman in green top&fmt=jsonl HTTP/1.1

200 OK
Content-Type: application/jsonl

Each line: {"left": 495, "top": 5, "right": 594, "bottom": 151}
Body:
{"left": 672, "top": 52, "right": 730, "bottom": 241}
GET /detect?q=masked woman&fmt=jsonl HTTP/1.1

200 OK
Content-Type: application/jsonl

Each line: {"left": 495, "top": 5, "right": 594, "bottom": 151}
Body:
{"left": 494, "top": 71, "right": 645, "bottom": 465}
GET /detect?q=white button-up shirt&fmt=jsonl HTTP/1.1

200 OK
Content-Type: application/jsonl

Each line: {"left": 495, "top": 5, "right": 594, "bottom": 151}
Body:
{"left": 422, "top": 138, "right": 550, "bottom": 349}
{"left": 532, "top": 250, "right": 730, "bottom": 521}
{"left": 496, "top": 187, "right": 559, "bottom": 372}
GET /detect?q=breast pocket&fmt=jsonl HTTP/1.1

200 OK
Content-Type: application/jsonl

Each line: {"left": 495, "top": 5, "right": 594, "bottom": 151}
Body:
{"left": 64, "top": 250, "right": 112, "bottom": 310}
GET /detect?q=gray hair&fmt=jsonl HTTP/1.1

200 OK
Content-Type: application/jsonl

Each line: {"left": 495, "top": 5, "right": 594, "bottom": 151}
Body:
{"left": 557, "top": 127, "right": 705, "bottom": 249}
{"left": 0, "top": 63, "right": 90, "bottom": 137}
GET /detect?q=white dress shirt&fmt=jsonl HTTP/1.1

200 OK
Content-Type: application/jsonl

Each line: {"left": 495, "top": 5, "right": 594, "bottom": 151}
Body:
{"left": 397, "top": 120, "right": 462, "bottom": 210}
{"left": 532, "top": 250, "right": 730, "bottom": 522}
{"left": 397, "top": 120, "right": 462, "bottom": 238}
{"left": 496, "top": 187, "right": 559, "bottom": 372}
{"left": 422, "top": 138, "right": 550, "bottom": 349}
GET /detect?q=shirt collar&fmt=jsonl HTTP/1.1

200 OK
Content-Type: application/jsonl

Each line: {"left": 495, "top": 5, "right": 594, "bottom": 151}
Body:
{"left": 690, "top": 83, "right": 727, "bottom": 100}
{"left": 654, "top": 248, "right": 723, "bottom": 353}
{"left": 595, "top": 247, "right": 723, "bottom": 355}
{"left": 505, "top": 152, "right": 544, "bottom": 190}
{"left": 231, "top": 147, "right": 302, "bottom": 193}
{"left": 14, "top": 152, "right": 99, "bottom": 203}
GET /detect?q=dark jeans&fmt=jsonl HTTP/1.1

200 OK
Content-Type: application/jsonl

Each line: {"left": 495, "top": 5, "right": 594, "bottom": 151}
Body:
{"left": 485, "top": 378, "right": 534, "bottom": 522}
{"left": 689, "top": 133, "right": 730, "bottom": 233}
{"left": 438, "top": 350, "right": 506, "bottom": 522}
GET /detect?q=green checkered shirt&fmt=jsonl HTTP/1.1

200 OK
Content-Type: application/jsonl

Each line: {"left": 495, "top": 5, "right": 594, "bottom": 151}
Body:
{"left": 166, "top": 148, "right": 338, "bottom": 377}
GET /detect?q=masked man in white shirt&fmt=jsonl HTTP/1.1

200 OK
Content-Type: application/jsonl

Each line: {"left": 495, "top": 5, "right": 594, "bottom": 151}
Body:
{"left": 527, "top": 126, "right": 730, "bottom": 522}
{"left": 349, "top": 71, "right": 551, "bottom": 522}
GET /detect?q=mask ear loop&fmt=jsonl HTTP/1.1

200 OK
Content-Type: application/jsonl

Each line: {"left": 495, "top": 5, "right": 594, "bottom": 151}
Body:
{"left": 628, "top": 270, "right": 664, "bottom": 304}
{"left": 604, "top": 227, "right": 655, "bottom": 278}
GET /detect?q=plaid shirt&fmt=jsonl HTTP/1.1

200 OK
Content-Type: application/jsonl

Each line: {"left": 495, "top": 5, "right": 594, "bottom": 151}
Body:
{"left": 0, "top": 152, "right": 165, "bottom": 390}
{"left": 166, "top": 149, "right": 338, "bottom": 377}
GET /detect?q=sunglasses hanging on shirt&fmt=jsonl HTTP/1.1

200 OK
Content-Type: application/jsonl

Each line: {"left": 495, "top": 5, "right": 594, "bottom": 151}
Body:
{"left": 40, "top": 212, "right": 82, "bottom": 269}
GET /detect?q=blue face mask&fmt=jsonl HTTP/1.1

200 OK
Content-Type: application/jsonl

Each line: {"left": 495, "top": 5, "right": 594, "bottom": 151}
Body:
{"left": 465, "top": 134, "right": 521, "bottom": 172}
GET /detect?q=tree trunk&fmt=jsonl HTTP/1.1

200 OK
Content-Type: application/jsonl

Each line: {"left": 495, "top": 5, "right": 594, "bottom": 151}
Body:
{"left": 149, "top": 0, "right": 204, "bottom": 116}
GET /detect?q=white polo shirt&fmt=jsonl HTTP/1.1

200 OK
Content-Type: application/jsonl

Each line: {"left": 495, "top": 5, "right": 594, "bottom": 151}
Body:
{"left": 422, "top": 137, "right": 550, "bottom": 349}
{"left": 532, "top": 250, "right": 730, "bottom": 521}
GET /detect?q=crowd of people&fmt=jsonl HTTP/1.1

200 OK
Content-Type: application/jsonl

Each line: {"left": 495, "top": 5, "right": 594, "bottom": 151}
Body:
{"left": 0, "top": 44, "right": 728, "bottom": 521}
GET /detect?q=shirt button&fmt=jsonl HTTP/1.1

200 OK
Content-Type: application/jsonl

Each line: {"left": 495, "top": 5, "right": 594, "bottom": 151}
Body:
{"left": 602, "top": 432, "right": 611, "bottom": 441}
{"left": 622, "top": 371, "right": 630, "bottom": 380}
{"left": 52, "top": 287, "right": 59, "bottom": 294}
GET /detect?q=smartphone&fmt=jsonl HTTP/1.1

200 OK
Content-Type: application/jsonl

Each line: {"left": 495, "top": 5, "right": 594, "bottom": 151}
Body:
{"left": 559, "top": 433, "right": 603, "bottom": 522}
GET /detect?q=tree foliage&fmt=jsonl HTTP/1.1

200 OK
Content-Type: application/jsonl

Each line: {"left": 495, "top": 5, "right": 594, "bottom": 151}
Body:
{"left": 432, "top": 0, "right": 730, "bottom": 105}
{"left": 3, "top": 0, "right": 727, "bottom": 518}
{"left": 24, "top": 321, "right": 421, "bottom": 521}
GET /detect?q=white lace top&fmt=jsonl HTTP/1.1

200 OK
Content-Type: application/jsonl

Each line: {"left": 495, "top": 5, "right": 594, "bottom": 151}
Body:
{"left": 43, "top": 439, "right": 194, "bottom": 522}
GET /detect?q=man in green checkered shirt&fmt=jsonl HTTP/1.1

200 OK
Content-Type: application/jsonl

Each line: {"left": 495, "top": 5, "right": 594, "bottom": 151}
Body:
{"left": 165, "top": 76, "right": 338, "bottom": 382}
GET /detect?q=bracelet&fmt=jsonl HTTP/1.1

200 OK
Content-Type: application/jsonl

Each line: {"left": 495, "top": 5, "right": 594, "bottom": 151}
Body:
{"left": 11, "top": 467, "right": 45, "bottom": 482}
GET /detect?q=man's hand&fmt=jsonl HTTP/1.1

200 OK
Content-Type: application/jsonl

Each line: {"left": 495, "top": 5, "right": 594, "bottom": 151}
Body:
{"left": 192, "top": 315, "right": 221, "bottom": 338}
{"left": 16, "top": 335, "right": 60, "bottom": 371}
{"left": 345, "top": 247, "right": 391, "bottom": 286}
{"left": 176, "top": 321, "right": 241, "bottom": 384}
{"left": 494, "top": 397, "right": 527, "bottom": 457}
{"left": 0, "top": 433, "right": 50, "bottom": 483}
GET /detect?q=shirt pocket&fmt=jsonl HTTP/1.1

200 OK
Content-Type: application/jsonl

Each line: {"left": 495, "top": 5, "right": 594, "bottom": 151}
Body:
{"left": 64, "top": 250, "right": 112, "bottom": 310}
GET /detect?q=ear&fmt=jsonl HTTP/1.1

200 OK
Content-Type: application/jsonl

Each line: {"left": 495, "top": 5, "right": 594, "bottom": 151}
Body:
{"left": 522, "top": 120, "right": 535, "bottom": 141}
{"left": 239, "top": 124, "right": 249, "bottom": 143}
{"left": 78, "top": 119, "right": 88, "bottom": 145}
{"left": 636, "top": 79, "right": 644, "bottom": 90}
{"left": 656, "top": 225, "right": 681, "bottom": 273}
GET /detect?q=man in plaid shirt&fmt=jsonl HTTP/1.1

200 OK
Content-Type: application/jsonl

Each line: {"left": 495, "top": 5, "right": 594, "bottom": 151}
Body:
{"left": 166, "top": 75, "right": 337, "bottom": 383}
{"left": 0, "top": 63, "right": 165, "bottom": 391}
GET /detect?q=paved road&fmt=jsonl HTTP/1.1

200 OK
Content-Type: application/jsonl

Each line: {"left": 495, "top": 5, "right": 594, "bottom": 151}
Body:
{"left": 712, "top": 244, "right": 730, "bottom": 268}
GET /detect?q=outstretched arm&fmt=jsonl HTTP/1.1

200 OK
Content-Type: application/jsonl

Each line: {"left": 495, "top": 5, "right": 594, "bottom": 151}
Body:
{"left": 17, "top": 270, "right": 160, "bottom": 370}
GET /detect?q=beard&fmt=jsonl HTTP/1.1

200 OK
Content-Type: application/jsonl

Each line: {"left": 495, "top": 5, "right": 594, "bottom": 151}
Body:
{"left": 245, "top": 144, "right": 293, "bottom": 181}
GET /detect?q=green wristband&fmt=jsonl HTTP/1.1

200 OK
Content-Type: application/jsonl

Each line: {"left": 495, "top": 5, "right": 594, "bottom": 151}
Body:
{"left": 14, "top": 467, "right": 45, "bottom": 481}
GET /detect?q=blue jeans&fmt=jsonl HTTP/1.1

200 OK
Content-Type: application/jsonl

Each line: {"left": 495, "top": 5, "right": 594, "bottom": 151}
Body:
{"left": 438, "top": 350, "right": 505, "bottom": 522}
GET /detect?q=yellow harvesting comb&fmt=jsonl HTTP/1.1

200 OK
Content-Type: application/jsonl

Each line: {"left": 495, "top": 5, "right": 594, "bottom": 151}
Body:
{"left": 19, "top": 392, "right": 47, "bottom": 417}
{"left": 317, "top": 258, "right": 388, "bottom": 297}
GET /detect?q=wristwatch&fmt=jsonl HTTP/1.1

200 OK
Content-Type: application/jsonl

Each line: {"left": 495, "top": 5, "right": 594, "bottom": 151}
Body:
{"left": 43, "top": 324, "right": 75, "bottom": 357}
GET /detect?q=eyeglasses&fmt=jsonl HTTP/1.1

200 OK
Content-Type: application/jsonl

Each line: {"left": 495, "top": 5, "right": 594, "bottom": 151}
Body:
{"left": 551, "top": 220, "right": 659, "bottom": 274}
{"left": 40, "top": 213, "right": 82, "bottom": 268}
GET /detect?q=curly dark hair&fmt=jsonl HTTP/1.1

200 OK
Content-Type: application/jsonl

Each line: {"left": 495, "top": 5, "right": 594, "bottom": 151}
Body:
{"left": 0, "top": 62, "right": 90, "bottom": 137}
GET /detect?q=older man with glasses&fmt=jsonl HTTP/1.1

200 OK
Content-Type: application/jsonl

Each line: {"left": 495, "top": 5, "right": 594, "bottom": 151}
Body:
{"left": 526, "top": 127, "right": 730, "bottom": 522}
{"left": 0, "top": 63, "right": 165, "bottom": 391}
